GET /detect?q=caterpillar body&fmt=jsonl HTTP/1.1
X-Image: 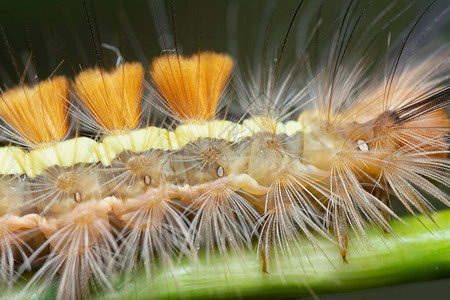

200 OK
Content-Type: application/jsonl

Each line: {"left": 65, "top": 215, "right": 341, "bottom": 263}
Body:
{"left": 0, "top": 0, "right": 449, "bottom": 299}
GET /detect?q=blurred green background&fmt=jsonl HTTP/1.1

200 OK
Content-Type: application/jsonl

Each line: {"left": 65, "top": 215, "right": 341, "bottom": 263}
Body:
{"left": 0, "top": 0, "right": 449, "bottom": 299}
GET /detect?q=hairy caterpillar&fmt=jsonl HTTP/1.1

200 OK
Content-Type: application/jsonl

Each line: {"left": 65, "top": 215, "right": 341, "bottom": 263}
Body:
{"left": 0, "top": 0, "right": 449, "bottom": 299}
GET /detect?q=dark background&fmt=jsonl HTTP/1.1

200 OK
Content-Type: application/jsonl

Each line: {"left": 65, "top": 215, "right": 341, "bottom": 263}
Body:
{"left": 0, "top": 0, "right": 448, "bottom": 87}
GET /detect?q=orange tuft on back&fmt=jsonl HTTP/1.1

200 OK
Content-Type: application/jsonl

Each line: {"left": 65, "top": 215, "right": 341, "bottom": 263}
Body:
{"left": 74, "top": 62, "right": 144, "bottom": 134}
{"left": 0, "top": 77, "right": 70, "bottom": 147}
{"left": 149, "top": 52, "right": 234, "bottom": 122}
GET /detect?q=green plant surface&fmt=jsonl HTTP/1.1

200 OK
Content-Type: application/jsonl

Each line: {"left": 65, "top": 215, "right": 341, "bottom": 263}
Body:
{"left": 98, "top": 209, "right": 450, "bottom": 299}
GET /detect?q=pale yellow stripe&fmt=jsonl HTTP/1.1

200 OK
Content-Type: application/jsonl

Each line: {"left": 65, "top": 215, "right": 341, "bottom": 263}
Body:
{"left": 5, "top": 118, "right": 304, "bottom": 176}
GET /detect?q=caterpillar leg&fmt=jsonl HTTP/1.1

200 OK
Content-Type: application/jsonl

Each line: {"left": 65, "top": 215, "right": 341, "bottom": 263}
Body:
{"left": 187, "top": 185, "right": 260, "bottom": 260}
{"left": 0, "top": 214, "right": 38, "bottom": 290}
{"left": 111, "top": 191, "right": 192, "bottom": 283}
{"left": 23, "top": 200, "right": 116, "bottom": 300}
{"left": 257, "top": 166, "right": 332, "bottom": 272}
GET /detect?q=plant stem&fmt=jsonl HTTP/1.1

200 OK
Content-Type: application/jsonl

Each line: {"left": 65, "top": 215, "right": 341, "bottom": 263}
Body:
{"left": 110, "top": 209, "right": 450, "bottom": 299}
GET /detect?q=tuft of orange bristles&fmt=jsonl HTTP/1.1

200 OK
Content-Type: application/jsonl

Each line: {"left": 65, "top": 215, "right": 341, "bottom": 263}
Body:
{"left": 0, "top": 77, "right": 70, "bottom": 147}
{"left": 74, "top": 62, "right": 144, "bottom": 134}
{"left": 150, "top": 51, "right": 234, "bottom": 122}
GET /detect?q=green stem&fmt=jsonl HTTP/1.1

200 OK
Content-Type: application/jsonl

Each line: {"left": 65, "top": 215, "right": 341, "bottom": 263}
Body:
{"left": 111, "top": 210, "right": 450, "bottom": 299}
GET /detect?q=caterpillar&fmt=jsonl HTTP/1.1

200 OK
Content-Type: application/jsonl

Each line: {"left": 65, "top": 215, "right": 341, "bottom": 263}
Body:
{"left": 0, "top": 0, "right": 449, "bottom": 299}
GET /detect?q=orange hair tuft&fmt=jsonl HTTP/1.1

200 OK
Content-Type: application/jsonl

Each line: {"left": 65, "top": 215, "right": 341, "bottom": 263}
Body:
{"left": 0, "top": 76, "right": 70, "bottom": 147}
{"left": 74, "top": 62, "right": 144, "bottom": 134}
{"left": 149, "top": 51, "right": 234, "bottom": 122}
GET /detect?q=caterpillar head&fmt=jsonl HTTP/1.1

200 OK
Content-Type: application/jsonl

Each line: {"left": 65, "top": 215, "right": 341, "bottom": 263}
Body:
{"left": 299, "top": 88, "right": 449, "bottom": 178}
{"left": 339, "top": 93, "right": 449, "bottom": 177}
